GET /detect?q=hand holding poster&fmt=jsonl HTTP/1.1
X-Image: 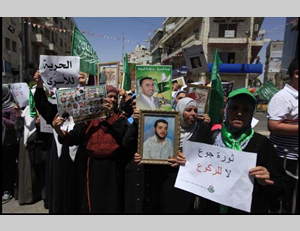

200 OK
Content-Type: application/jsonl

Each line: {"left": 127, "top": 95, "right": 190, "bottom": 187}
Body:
{"left": 10, "top": 82, "right": 30, "bottom": 108}
{"left": 175, "top": 141, "right": 257, "bottom": 212}
{"left": 39, "top": 55, "right": 80, "bottom": 89}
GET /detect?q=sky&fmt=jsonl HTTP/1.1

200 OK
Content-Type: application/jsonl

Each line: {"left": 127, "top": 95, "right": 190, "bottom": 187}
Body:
{"left": 73, "top": 17, "right": 166, "bottom": 63}
{"left": 73, "top": 17, "right": 287, "bottom": 81}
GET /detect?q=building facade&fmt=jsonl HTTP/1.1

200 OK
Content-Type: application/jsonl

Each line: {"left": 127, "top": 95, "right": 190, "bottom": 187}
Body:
{"left": 2, "top": 17, "right": 76, "bottom": 83}
{"left": 150, "top": 28, "right": 163, "bottom": 65}
{"left": 277, "top": 17, "right": 299, "bottom": 89}
{"left": 128, "top": 45, "right": 152, "bottom": 65}
{"left": 152, "top": 17, "right": 267, "bottom": 89}
{"left": 264, "top": 40, "right": 284, "bottom": 86}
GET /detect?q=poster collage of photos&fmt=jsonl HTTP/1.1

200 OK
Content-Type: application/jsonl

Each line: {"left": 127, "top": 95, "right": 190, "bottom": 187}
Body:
{"left": 56, "top": 85, "right": 107, "bottom": 123}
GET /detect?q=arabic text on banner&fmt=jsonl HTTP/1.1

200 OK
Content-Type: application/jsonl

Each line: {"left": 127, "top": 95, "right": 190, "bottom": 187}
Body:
{"left": 175, "top": 140, "right": 257, "bottom": 212}
{"left": 39, "top": 55, "right": 80, "bottom": 89}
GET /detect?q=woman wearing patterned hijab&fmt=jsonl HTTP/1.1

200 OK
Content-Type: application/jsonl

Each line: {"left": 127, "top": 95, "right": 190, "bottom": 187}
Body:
{"left": 53, "top": 85, "right": 129, "bottom": 213}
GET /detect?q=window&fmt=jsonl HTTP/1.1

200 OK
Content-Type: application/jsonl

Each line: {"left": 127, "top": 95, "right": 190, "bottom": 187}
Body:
{"left": 45, "top": 29, "right": 51, "bottom": 41}
{"left": 219, "top": 52, "right": 235, "bottom": 63}
{"left": 219, "top": 24, "right": 237, "bottom": 38}
{"left": 5, "top": 37, "right": 10, "bottom": 50}
{"left": 32, "top": 25, "right": 38, "bottom": 33}
{"left": 12, "top": 41, "right": 17, "bottom": 52}
{"left": 60, "top": 38, "right": 63, "bottom": 48}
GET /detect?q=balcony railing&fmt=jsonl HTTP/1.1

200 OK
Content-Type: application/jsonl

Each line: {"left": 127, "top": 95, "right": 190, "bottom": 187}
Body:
{"left": 31, "top": 34, "right": 49, "bottom": 47}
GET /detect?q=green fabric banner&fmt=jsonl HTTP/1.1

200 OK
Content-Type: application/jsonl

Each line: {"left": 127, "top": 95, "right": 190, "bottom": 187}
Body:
{"left": 122, "top": 54, "right": 131, "bottom": 91}
{"left": 71, "top": 27, "right": 99, "bottom": 76}
{"left": 255, "top": 81, "right": 278, "bottom": 102}
{"left": 207, "top": 49, "right": 224, "bottom": 124}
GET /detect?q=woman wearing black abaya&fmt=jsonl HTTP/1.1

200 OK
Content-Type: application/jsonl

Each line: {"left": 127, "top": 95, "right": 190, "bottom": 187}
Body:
{"left": 33, "top": 70, "right": 85, "bottom": 213}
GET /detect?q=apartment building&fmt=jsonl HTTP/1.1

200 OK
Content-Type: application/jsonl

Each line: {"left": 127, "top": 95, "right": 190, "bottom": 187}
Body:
{"left": 150, "top": 28, "right": 163, "bottom": 65}
{"left": 153, "top": 17, "right": 267, "bottom": 89}
{"left": 2, "top": 17, "right": 76, "bottom": 83}
{"left": 264, "top": 40, "right": 283, "bottom": 87}
{"left": 128, "top": 44, "right": 152, "bottom": 64}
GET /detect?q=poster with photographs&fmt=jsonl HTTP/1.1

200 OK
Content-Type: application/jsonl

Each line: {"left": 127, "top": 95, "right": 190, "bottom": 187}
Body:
{"left": 183, "top": 45, "right": 208, "bottom": 74}
{"left": 56, "top": 85, "right": 106, "bottom": 123}
{"left": 135, "top": 65, "right": 172, "bottom": 111}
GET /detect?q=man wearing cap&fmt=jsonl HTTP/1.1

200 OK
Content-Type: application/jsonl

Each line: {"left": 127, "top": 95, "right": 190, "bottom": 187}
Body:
{"left": 136, "top": 77, "right": 160, "bottom": 110}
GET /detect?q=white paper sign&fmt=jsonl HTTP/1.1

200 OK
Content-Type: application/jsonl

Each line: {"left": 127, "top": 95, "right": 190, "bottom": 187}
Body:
{"left": 39, "top": 115, "right": 53, "bottom": 134}
{"left": 251, "top": 117, "right": 259, "bottom": 128}
{"left": 175, "top": 141, "right": 257, "bottom": 212}
{"left": 10, "top": 82, "right": 30, "bottom": 108}
{"left": 39, "top": 55, "right": 80, "bottom": 89}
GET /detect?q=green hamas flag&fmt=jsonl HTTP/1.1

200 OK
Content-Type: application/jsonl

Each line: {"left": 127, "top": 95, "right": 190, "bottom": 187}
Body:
{"left": 207, "top": 49, "right": 224, "bottom": 124}
{"left": 122, "top": 53, "right": 131, "bottom": 91}
{"left": 71, "top": 27, "right": 99, "bottom": 76}
{"left": 255, "top": 81, "right": 278, "bottom": 102}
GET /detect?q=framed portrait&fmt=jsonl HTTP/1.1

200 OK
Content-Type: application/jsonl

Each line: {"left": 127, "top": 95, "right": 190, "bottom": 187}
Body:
{"left": 182, "top": 44, "right": 208, "bottom": 74}
{"left": 138, "top": 110, "right": 180, "bottom": 165}
{"left": 186, "top": 84, "right": 211, "bottom": 116}
{"left": 173, "top": 76, "right": 186, "bottom": 89}
{"left": 97, "top": 62, "right": 120, "bottom": 88}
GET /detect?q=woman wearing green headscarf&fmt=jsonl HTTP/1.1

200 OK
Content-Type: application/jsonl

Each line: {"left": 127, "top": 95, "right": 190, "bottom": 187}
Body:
{"left": 177, "top": 88, "right": 288, "bottom": 214}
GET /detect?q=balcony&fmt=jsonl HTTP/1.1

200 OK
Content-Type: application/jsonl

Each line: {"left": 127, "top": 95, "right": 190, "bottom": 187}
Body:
{"left": 208, "top": 37, "right": 248, "bottom": 45}
{"left": 46, "top": 43, "right": 59, "bottom": 54}
{"left": 161, "top": 17, "right": 193, "bottom": 44}
{"left": 31, "top": 34, "right": 49, "bottom": 47}
{"left": 181, "top": 33, "right": 200, "bottom": 47}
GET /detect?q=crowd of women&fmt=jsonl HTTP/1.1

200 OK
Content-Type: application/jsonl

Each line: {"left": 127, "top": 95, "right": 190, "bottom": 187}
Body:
{"left": 2, "top": 66, "right": 293, "bottom": 214}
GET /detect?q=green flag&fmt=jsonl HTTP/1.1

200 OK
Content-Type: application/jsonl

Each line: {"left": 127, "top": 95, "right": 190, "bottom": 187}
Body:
{"left": 71, "top": 27, "right": 99, "bottom": 76}
{"left": 255, "top": 81, "right": 278, "bottom": 102}
{"left": 122, "top": 53, "right": 131, "bottom": 91}
{"left": 208, "top": 49, "right": 224, "bottom": 124}
{"left": 29, "top": 89, "right": 37, "bottom": 118}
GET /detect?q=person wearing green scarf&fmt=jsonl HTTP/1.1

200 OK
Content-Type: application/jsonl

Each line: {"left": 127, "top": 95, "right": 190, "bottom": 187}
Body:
{"left": 178, "top": 88, "right": 288, "bottom": 214}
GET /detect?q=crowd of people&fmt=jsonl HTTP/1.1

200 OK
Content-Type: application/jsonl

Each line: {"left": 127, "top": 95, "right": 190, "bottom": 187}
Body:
{"left": 2, "top": 58, "right": 298, "bottom": 214}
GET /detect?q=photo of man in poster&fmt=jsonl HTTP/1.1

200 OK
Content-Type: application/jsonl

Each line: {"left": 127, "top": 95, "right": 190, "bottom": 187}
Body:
{"left": 190, "top": 57, "right": 202, "bottom": 69}
{"left": 136, "top": 77, "right": 161, "bottom": 110}
{"left": 143, "top": 119, "right": 173, "bottom": 159}
{"left": 99, "top": 67, "right": 107, "bottom": 84}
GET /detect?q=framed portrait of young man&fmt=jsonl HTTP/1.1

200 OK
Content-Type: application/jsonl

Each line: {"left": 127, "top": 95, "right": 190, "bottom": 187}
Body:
{"left": 138, "top": 110, "right": 180, "bottom": 165}
{"left": 186, "top": 84, "right": 211, "bottom": 116}
{"left": 97, "top": 62, "right": 120, "bottom": 88}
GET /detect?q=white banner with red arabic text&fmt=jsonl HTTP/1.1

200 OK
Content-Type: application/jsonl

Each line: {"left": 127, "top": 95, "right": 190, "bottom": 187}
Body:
{"left": 175, "top": 141, "right": 257, "bottom": 212}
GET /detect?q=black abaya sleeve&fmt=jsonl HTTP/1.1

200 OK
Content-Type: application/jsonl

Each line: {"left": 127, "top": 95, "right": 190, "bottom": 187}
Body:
{"left": 34, "top": 88, "right": 58, "bottom": 125}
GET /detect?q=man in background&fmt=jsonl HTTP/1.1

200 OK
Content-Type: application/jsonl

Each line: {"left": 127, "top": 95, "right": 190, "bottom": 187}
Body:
{"left": 267, "top": 59, "right": 298, "bottom": 213}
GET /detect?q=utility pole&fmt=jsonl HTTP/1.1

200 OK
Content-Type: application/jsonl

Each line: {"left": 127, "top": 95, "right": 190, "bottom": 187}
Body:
{"left": 19, "top": 17, "right": 24, "bottom": 82}
{"left": 122, "top": 32, "right": 125, "bottom": 62}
